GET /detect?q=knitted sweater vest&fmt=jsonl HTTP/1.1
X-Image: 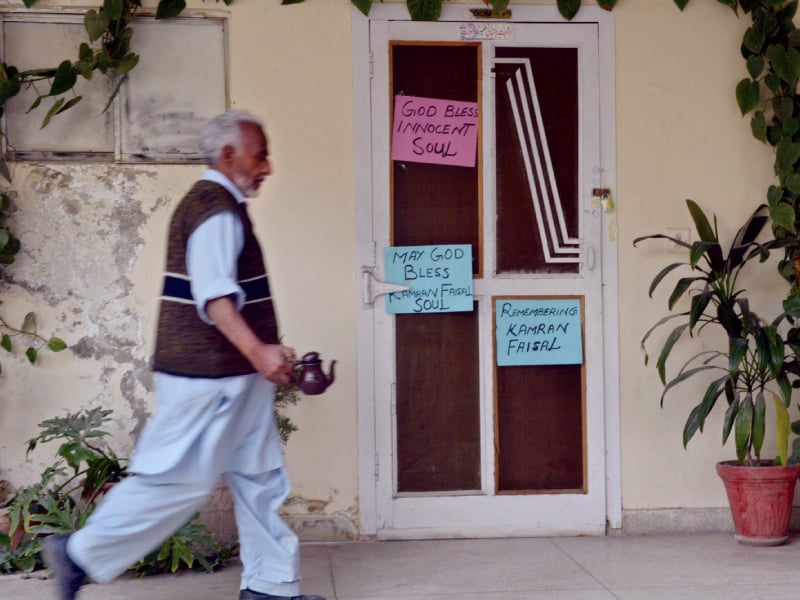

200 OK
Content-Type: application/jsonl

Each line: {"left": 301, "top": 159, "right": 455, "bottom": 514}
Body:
{"left": 152, "top": 180, "right": 279, "bottom": 377}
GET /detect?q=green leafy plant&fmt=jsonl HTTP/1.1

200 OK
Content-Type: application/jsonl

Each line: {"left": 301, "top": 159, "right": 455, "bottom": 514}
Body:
{"left": 25, "top": 407, "right": 128, "bottom": 501}
{"left": 1, "top": 396, "right": 302, "bottom": 575}
{"left": 0, "top": 407, "right": 128, "bottom": 576}
{"left": 0, "top": 467, "right": 72, "bottom": 574}
{"left": 636, "top": 200, "right": 800, "bottom": 466}
{"left": 275, "top": 380, "right": 301, "bottom": 444}
{"left": 131, "top": 514, "right": 233, "bottom": 577}
{"left": 0, "top": 527, "right": 43, "bottom": 574}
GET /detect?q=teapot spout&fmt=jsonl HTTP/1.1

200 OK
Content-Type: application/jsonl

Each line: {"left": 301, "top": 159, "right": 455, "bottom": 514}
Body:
{"left": 325, "top": 360, "right": 337, "bottom": 388}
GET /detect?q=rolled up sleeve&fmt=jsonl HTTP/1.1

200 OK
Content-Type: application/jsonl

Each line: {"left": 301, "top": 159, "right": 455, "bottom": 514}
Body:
{"left": 187, "top": 211, "right": 245, "bottom": 324}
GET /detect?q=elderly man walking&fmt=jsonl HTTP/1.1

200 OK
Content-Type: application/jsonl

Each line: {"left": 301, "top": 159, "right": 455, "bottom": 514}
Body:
{"left": 43, "top": 111, "right": 325, "bottom": 600}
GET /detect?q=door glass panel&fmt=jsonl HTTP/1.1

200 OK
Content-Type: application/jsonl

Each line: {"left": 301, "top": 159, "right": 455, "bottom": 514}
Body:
{"left": 396, "top": 308, "right": 480, "bottom": 492}
{"left": 494, "top": 47, "right": 579, "bottom": 274}
{"left": 392, "top": 42, "right": 482, "bottom": 494}
{"left": 391, "top": 42, "right": 481, "bottom": 273}
{"left": 496, "top": 362, "right": 585, "bottom": 492}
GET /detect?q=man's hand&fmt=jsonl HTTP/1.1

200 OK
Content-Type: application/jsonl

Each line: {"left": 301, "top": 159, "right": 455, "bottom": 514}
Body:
{"left": 205, "top": 295, "right": 297, "bottom": 385}
{"left": 250, "top": 343, "right": 297, "bottom": 385}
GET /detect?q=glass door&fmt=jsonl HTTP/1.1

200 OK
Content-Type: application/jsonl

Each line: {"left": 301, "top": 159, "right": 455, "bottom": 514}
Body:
{"left": 368, "top": 18, "right": 606, "bottom": 538}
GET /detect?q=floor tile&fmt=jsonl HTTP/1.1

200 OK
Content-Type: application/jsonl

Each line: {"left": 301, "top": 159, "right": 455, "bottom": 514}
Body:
{"left": 554, "top": 533, "right": 800, "bottom": 589}
{"left": 329, "top": 538, "right": 605, "bottom": 597}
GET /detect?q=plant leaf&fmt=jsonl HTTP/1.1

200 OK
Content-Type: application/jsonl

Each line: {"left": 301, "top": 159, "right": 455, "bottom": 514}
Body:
{"left": 773, "top": 96, "right": 795, "bottom": 122}
{"left": 101, "top": 76, "right": 125, "bottom": 114}
{"left": 103, "top": 0, "right": 124, "bottom": 21}
{"left": 21, "top": 312, "right": 36, "bottom": 333}
{"left": 734, "top": 395, "right": 753, "bottom": 463}
{"left": 686, "top": 199, "right": 717, "bottom": 243}
{"left": 557, "top": 0, "right": 581, "bottom": 20}
{"left": 683, "top": 376, "right": 726, "bottom": 446}
{"left": 735, "top": 78, "right": 760, "bottom": 115}
{"left": 722, "top": 398, "right": 738, "bottom": 444}
{"left": 84, "top": 10, "right": 110, "bottom": 43}
{"left": 775, "top": 395, "right": 790, "bottom": 466}
{"left": 655, "top": 323, "right": 690, "bottom": 384}
{"left": 728, "top": 337, "right": 748, "bottom": 373}
{"left": 661, "top": 364, "right": 722, "bottom": 406}
{"left": 775, "top": 136, "right": 800, "bottom": 172}
{"left": 41, "top": 98, "right": 65, "bottom": 128}
{"left": 751, "top": 110, "right": 767, "bottom": 141}
{"left": 113, "top": 53, "right": 139, "bottom": 76}
{"left": 785, "top": 173, "right": 800, "bottom": 196}
{"left": 56, "top": 96, "right": 83, "bottom": 115}
{"left": 752, "top": 391, "right": 766, "bottom": 459}
{"left": 667, "top": 277, "right": 702, "bottom": 311}
{"left": 767, "top": 44, "right": 800, "bottom": 87}
{"left": 26, "top": 95, "right": 43, "bottom": 114}
{"left": 48, "top": 337, "right": 67, "bottom": 352}
{"left": 156, "top": 0, "right": 187, "bottom": 19}
{"left": 350, "top": 0, "right": 372, "bottom": 16}
{"left": 688, "top": 292, "right": 712, "bottom": 331}
{"left": 49, "top": 61, "right": 77, "bottom": 97}
{"left": 743, "top": 26, "right": 766, "bottom": 54}
{"left": 746, "top": 54, "right": 765, "bottom": 78}
{"left": 407, "top": 0, "right": 443, "bottom": 21}
{"left": 0, "top": 157, "right": 10, "bottom": 183}
{"left": 645, "top": 261, "right": 684, "bottom": 297}
{"left": 26, "top": 347, "right": 38, "bottom": 364}
{"left": 771, "top": 201, "right": 796, "bottom": 233}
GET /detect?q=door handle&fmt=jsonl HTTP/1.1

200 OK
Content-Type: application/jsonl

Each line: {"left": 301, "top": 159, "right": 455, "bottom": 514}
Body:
{"left": 362, "top": 267, "right": 410, "bottom": 307}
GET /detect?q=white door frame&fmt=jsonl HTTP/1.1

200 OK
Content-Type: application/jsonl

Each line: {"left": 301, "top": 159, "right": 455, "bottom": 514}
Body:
{"left": 352, "top": 3, "right": 620, "bottom": 537}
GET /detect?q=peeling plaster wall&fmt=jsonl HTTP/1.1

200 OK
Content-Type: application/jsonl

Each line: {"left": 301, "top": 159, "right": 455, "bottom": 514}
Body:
{"left": 1, "top": 162, "right": 191, "bottom": 482}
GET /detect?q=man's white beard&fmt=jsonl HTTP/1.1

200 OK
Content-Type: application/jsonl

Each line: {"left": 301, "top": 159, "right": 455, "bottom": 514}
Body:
{"left": 232, "top": 172, "right": 259, "bottom": 198}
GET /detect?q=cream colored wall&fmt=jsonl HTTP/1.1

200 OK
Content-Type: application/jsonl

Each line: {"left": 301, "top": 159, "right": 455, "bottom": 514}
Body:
{"left": 0, "top": 0, "right": 793, "bottom": 537}
{"left": 616, "top": 0, "right": 782, "bottom": 511}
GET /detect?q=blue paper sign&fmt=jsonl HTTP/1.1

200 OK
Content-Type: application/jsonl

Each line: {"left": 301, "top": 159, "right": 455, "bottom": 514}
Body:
{"left": 495, "top": 298, "right": 583, "bottom": 366}
{"left": 384, "top": 245, "right": 473, "bottom": 314}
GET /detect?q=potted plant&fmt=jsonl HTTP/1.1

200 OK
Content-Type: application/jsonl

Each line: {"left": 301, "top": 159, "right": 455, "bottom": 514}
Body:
{"left": 635, "top": 199, "right": 800, "bottom": 546}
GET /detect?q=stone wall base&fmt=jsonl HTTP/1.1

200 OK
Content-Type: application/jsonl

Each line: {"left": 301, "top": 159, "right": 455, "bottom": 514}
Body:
{"left": 619, "top": 506, "right": 800, "bottom": 535}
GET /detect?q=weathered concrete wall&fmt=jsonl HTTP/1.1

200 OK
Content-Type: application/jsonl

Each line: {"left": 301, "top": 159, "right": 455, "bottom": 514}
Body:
{"left": 1, "top": 162, "right": 180, "bottom": 480}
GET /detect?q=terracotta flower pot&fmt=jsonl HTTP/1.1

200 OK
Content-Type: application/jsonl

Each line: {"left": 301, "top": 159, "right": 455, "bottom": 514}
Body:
{"left": 716, "top": 460, "right": 800, "bottom": 546}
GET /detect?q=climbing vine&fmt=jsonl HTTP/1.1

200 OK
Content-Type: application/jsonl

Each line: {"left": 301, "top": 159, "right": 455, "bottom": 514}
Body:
{"left": 715, "top": 0, "right": 800, "bottom": 300}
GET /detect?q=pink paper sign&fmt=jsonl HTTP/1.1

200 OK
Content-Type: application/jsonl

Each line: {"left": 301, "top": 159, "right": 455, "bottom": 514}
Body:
{"left": 391, "top": 95, "right": 479, "bottom": 168}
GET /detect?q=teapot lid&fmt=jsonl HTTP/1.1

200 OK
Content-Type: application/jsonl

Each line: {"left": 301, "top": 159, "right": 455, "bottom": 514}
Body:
{"left": 300, "top": 351, "right": 321, "bottom": 364}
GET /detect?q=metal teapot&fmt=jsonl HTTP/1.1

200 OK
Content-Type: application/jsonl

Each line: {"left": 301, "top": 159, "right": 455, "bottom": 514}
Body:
{"left": 293, "top": 352, "right": 336, "bottom": 395}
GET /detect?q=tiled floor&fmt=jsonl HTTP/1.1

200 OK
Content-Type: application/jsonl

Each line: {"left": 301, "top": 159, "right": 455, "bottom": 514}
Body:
{"left": 2, "top": 533, "right": 798, "bottom": 599}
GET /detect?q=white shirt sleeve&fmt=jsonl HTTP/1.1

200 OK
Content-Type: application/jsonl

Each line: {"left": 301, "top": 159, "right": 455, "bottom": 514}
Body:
{"left": 186, "top": 211, "right": 245, "bottom": 324}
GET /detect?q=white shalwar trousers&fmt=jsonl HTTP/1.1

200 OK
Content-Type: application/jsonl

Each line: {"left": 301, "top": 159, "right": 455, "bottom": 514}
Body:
{"left": 67, "top": 372, "right": 301, "bottom": 597}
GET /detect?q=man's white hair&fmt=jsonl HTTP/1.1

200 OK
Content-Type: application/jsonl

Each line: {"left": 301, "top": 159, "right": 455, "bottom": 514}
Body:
{"left": 199, "top": 110, "right": 265, "bottom": 166}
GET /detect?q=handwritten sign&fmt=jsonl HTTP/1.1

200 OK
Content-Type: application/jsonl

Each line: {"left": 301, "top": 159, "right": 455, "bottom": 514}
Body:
{"left": 385, "top": 245, "right": 473, "bottom": 314}
{"left": 495, "top": 298, "right": 583, "bottom": 366}
{"left": 391, "top": 95, "right": 479, "bottom": 168}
